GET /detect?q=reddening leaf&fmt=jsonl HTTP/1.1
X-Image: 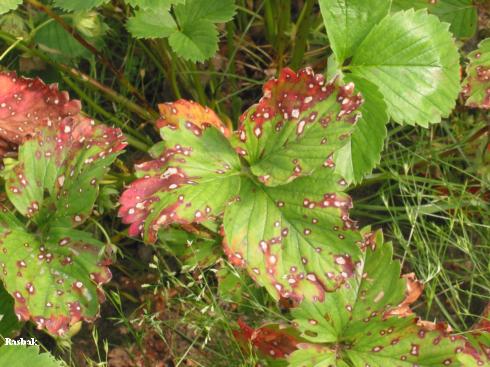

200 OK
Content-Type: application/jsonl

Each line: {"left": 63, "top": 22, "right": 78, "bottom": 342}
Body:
{"left": 392, "top": 0, "right": 477, "bottom": 39}
{"left": 318, "top": 0, "right": 391, "bottom": 63}
{"left": 235, "top": 67, "right": 363, "bottom": 187}
{"left": 118, "top": 101, "right": 241, "bottom": 243}
{"left": 5, "top": 116, "right": 126, "bottom": 230}
{"left": 0, "top": 72, "right": 81, "bottom": 157}
{"left": 334, "top": 75, "right": 388, "bottom": 184}
{"left": 0, "top": 219, "right": 112, "bottom": 336}
{"left": 349, "top": 9, "right": 460, "bottom": 127}
{"left": 0, "top": 345, "right": 62, "bottom": 366}
{"left": 53, "top": 0, "right": 108, "bottom": 11}
{"left": 462, "top": 38, "right": 490, "bottom": 109}
{"left": 0, "top": 0, "right": 22, "bottom": 15}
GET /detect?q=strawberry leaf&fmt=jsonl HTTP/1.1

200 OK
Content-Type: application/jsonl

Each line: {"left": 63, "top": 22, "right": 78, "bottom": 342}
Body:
{"left": 5, "top": 117, "right": 126, "bottom": 230}
{"left": 318, "top": 0, "right": 391, "bottom": 63}
{"left": 126, "top": 6, "right": 177, "bottom": 39}
{"left": 236, "top": 68, "right": 362, "bottom": 187}
{"left": 349, "top": 9, "right": 460, "bottom": 127}
{"left": 119, "top": 101, "right": 241, "bottom": 243}
{"left": 0, "top": 216, "right": 112, "bottom": 336}
{"left": 462, "top": 38, "right": 490, "bottom": 109}
{"left": 0, "top": 283, "right": 21, "bottom": 336}
{"left": 223, "top": 168, "right": 362, "bottom": 301}
{"left": 0, "top": 345, "right": 63, "bottom": 366}
{"left": 0, "top": 72, "right": 81, "bottom": 157}
{"left": 126, "top": 0, "right": 185, "bottom": 9}
{"left": 0, "top": 0, "right": 22, "bottom": 15}
{"left": 53, "top": 0, "right": 108, "bottom": 11}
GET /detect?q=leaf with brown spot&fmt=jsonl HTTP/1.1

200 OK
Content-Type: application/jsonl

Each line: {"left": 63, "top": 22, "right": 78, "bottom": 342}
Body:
{"left": 462, "top": 38, "right": 490, "bottom": 109}
{"left": 0, "top": 72, "right": 81, "bottom": 157}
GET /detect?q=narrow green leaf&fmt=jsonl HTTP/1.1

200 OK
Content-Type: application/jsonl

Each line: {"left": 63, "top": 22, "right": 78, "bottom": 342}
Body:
{"left": 319, "top": 0, "right": 391, "bottom": 63}
{"left": 126, "top": 7, "right": 177, "bottom": 39}
{"left": 53, "top": 0, "right": 108, "bottom": 11}
{"left": 0, "top": 0, "right": 22, "bottom": 15}
{"left": 350, "top": 9, "right": 460, "bottom": 127}
{"left": 392, "top": 0, "right": 477, "bottom": 39}
{"left": 0, "top": 346, "right": 62, "bottom": 366}
{"left": 334, "top": 76, "right": 388, "bottom": 184}
{"left": 462, "top": 38, "right": 490, "bottom": 109}
{"left": 168, "top": 20, "right": 219, "bottom": 62}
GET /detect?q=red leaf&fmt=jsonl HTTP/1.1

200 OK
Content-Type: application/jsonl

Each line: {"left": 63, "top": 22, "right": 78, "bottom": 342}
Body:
{"left": 0, "top": 72, "right": 81, "bottom": 156}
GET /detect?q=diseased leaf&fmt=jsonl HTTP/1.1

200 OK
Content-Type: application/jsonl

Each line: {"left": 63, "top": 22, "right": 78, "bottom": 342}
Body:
{"left": 0, "top": 72, "right": 81, "bottom": 157}
{"left": 0, "top": 220, "right": 112, "bottom": 336}
{"left": 462, "top": 38, "right": 490, "bottom": 109}
{"left": 334, "top": 75, "right": 388, "bottom": 184}
{"left": 235, "top": 67, "right": 362, "bottom": 187}
{"left": 223, "top": 168, "right": 362, "bottom": 301}
{"left": 463, "top": 303, "right": 490, "bottom": 365}
{"left": 5, "top": 117, "right": 126, "bottom": 230}
{"left": 118, "top": 101, "right": 241, "bottom": 243}
{"left": 318, "top": 0, "right": 391, "bottom": 63}
{"left": 53, "top": 0, "right": 108, "bottom": 11}
{"left": 168, "top": 20, "right": 219, "bottom": 63}
{"left": 126, "top": 7, "right": 177, "bottom": 39}
{"left": 392, "top": 0, "right": 477, "bottom": 39}
{"left": 0, "top": 345, "right": 62, "bottom": 366}
{"left": 349, "top": 9, "right": 460, "bottom": 127}
{"left": 0, "top": 0, "right": 22, "bottom": 15}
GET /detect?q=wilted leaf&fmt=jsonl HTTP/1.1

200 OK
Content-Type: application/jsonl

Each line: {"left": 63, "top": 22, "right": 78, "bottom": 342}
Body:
{"left": 462, "top": 38, "right": 490, "bottom": 109}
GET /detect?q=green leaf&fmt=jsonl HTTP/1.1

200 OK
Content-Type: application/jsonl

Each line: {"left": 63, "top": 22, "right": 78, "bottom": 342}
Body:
{"left": 126, "top": 0, "right": 185, "bottom": 9}
{"left": 235, "top": 68, "right": 362, "bottom": 187}
{"left": 318, "top": 0, "right": 391, "bottom": 63}
{"left": 126, "top": 7, "right": 177, "bottom": 39}
{"left": 223, "top": 168, "right": 362, "bottom": 301}
{"left": 288, "top": 230, "right": 468, "bottom": 366}
{"left": 118, "top": 101, "right": 241, "bottom": 243}
{"left": 0, "top": 283, "right": 21, "bottom": 337}
{"left": 462, "top": 38, "right": 490, "bottom": 109}
{"left": 0, "top": 0, "right": 22, "bottom": 15}
{"left": 392, "top": 0, "right": 477, "bottom": 39}
{"left": 174, "top": 0, "right": 236, "bottom": 24}
{"left": 334, "top": 76, "right": 388, "bottom": 184}
{"left": 0, "top": 222, "right": 112, "bottom": 336}
{"left": 5, "top": 117, "right": 125, "bottom": 230}
{"left": 168, "top": 20, "right": 219, "bottom": 62}
{"left": 53, "top": 0, "right": 108, "bottom": 11}
{"left": 349, "top": 9, "right": 460, "bottom": 127}
{"left": 0, "top": 345, "right": 62, "bottom": 366}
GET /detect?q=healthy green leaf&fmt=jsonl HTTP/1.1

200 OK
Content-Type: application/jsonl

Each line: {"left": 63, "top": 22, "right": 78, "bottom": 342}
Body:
{"left": 53, "top": 0, "right": 108, "bottom": 11}
{"left": 5, "top": 117, "right": 126, "bottom": 230}
{"left": 0, "top": 283, "right": 21, "bottom": 337}
{"left": 235, "top": 68, "right": 363, "bottom": 187}
{"left": 462, "top": 38, "right": 490, "bottom": 109}
{"left": 334, "top": 75, "right": 388, "bottom": 184}
{"left": 119, "top": 100, "right": 240, "bottom": 243}
{"left": 168, "top": 20, "right": 219, "bottom": 63}
{"left": 126, "top": 0, "right": 184, "bottom": 9}
{"left": 349, "top": 9, "right": 460, "bottom": 127}
{"left": 174, "top": 0, "right": 236, "bottom": 24}
{"left": 318, "top": 0, "right": 391, "bottom": 63}
{"left": 35, "top": 20, "right": 90, "bottom": 60}
{"left": 392, "top": 0, "right": 477, "bottom": 39}
{"left": 0, "top": 345, "right": 62, "bottom": 366}
{"left": 0, "top": 0, "right": 22, "bottom": 15}
{"left": 126, "top": 7, "right": 177, "bottom": 39}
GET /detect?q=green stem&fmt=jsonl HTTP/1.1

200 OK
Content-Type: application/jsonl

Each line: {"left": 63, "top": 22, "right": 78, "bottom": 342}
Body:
{"left": 290, "top": 0, "right": 315, "bottom": 69}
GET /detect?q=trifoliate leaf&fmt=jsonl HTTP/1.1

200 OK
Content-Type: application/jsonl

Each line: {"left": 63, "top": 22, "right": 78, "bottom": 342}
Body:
{"left": 118, "top": 100, "right": 240, "bottom": 243}
{"left": 168, "top": 20, "right": 219, "bottom": 63}
{"left": 5, "top": 117, "right": 126, "bottom": 230}
{"left": 318, "top": 0, "right": 391, "bottom": 63}
{"left": 126, "top": 0, "right": 184, "bottom": 9}
{"left": 0, "top": 283, "right": 21, "bottom": 336}
{"left": 0, "top": 72, "right": 81, "bottom": 157}
{"left": 53, "top": 0, "right": 108, "bottom": 11}
{"left": 235, "top": 68, "right": 362, "bottom": 187}
{"left": 334, "top": 75, "right": 388, "bottom": 184}
{"left": 0, "top": 219, "right": 112, "bottom": 336}
{"left": 174, "top": 0, "right": 236, "bottom": 24}
{"left": 126, "top": 7, "right": 177, "bottom": 39}
{"left": 0, "top": 345, "right": 62, "bottom": 366}
{"left": 392, "top": 0, "right": 477, "bottom": 39}
{"left": 0, "top": 0, "right": 22, "bottom": 15}
{"left": 462, "top": 38, "right": 490, "bottom": 109}
{"left": 349, "top": 9, "right": 460, "bottom": 127}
